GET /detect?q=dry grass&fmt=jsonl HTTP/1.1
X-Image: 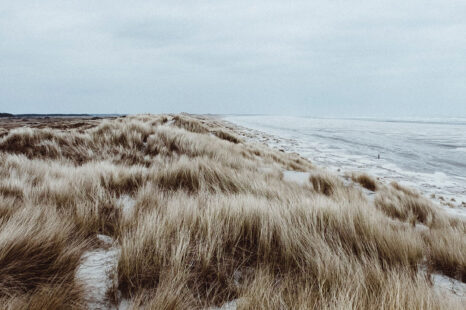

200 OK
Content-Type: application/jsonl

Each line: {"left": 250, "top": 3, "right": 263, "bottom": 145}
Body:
{"left": 0, "top": 114, "right": 464, "bottom": 309}
{"left": 423, "top": 227, "right": 466, "bottom": 282}
{"left": 350, "top": 173, "right": 378, "bottom": 191}
{"left": 309, "top": 171, "right": 343, "bottom": 196}
{"left": 375, "top": 182, "right": 448, "bottom": 228}
{"left": 0, "top": 203, "right": 88, "bottom": 309}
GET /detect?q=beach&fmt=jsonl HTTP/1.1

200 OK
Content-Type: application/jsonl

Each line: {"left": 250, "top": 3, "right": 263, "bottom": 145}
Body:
{"left": 225, "top": 115, "right": 466, "bottom": 218}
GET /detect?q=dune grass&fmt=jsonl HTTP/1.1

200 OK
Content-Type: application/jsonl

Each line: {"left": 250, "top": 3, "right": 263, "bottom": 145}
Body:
{"left": 0, "top": 114, "right": 464, "bottom": 309}
{"left": 350, "top": 173, "right": 378, "bottom": 191}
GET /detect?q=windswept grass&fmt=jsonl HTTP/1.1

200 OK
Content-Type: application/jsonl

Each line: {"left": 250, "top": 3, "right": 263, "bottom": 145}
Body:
{"left": 0, "top": 204, "right": 88, "bottom": 309}
{"left": 0, "top": 114, "right": 464, "bottom": 309}
{"left": 423, "top": 227, "right": 466, "bottom": 282}
{"left": 375, "top": 182, "right": 448, "bottom": 228}
{"left": 351, "top": 172, "right": 378, "bottom": 191}
{"left": 309, "top": 171, "right": 342, "bottom": 196}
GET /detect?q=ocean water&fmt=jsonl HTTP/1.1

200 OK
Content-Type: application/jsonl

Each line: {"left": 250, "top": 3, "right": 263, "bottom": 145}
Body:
{"left": 224, "top": 115, "right": 466, "bottom": 211}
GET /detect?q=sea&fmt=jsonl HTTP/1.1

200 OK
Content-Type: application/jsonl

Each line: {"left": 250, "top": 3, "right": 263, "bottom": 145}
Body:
{"left": 224, "top": 115, "right": 466, "bottom": 215}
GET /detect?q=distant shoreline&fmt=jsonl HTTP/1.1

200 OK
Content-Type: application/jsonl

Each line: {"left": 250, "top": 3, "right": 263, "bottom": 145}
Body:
{"left": 0, "top": 113, "right": 124, "bottom": 118}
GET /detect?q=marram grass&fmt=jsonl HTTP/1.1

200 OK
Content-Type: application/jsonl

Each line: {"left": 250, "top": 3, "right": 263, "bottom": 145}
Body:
{"left": 0, "top": 114, "right": 464, "bottom": 309}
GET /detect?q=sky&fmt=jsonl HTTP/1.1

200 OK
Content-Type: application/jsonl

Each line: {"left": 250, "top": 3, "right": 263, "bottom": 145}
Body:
{"left": 1, "top": 0, "right": 465, "bottom": 117}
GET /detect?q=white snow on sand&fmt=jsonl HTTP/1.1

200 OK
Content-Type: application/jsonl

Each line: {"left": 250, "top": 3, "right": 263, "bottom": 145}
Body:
{"left": 116, "top": 298, "right": 131, "bottom": 310}
{"left": 431, "top": 273, "right": 466, "bottom": 299}
{"left": 76, "top": 234, "right": 120, "bottom": 310}
{"left": 116, "top": 195, "right": 136, "bottom": 219}
{"left": 208, "top": 299, "right": 241, "bottom": 310}
{"left": 282, "top": 170, "right": 310, "bottom": 185}
{"left": 442, "top": 205, "right": 466, "bottom": 220}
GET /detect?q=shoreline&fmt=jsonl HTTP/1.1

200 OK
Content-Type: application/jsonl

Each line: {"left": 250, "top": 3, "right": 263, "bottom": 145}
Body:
{"left": 222, "top": 115, "right": 466, "bottom": 219}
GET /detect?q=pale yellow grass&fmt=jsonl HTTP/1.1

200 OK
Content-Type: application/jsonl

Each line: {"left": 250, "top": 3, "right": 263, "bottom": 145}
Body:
{"left": 0, "top": 114, "right": 464, "bottom": 309}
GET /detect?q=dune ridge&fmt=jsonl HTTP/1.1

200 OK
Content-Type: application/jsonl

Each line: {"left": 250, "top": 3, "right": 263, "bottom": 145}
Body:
{"left": 0, "top": 114, "right": 464, "bottom": 309}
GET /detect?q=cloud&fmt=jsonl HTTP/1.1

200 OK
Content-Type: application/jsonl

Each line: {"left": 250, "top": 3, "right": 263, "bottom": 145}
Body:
{"left": 0, "top": 0, "right": 465, "bottom": 116}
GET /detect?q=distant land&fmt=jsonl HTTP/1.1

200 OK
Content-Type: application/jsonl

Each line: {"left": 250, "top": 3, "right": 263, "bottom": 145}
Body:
{"left": 0, "top": 113, "right": 123, "bottom": 118}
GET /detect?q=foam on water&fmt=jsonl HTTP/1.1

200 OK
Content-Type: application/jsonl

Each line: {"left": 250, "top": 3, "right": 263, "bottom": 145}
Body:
{"left": 225, "top": 115, "right": 466, "bottom": 213}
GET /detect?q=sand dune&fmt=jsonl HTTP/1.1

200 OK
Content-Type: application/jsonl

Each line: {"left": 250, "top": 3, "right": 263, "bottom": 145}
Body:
{"left": 0, "top": 114, "right": 464, "bottom": 309}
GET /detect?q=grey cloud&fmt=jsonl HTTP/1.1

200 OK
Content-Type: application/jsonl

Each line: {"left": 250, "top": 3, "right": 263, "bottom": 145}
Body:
{"left": 0, "top": 0, "right": 465, "bottom": 116}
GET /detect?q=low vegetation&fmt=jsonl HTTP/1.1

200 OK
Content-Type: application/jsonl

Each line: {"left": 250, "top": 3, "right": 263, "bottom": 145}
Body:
{"left": 0, "top": 114, "right": 464, "bottom": 309}
{"left": 350, "top": 172, "right": 378, "bottom": 191}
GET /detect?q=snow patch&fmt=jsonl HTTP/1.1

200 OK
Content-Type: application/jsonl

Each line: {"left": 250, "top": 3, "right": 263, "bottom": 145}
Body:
{"left": 116, "top": 298, "right": 131, "bottom": 310}
{"left": 116, "top": 195, "right": 136, "bottom": 219}
{"left": 415, "top": 223, "right": 429, "bottom": 231}
{"left": 442, "top": 205, "right": 466, "bottom": 220}
{"left": 431, "top": 273, "right": 466, "bottom": 299}
{"left": 207, "top": 299, "right": 240, "bottom": 310}
{"left": 282, "top": 170, "right": 310, "bottom": 185}
{"left": 76, "top": 235, "right": 120, "bottom": 310}
{"left": 97, "top": 234, "right": 114, "bottom": 246}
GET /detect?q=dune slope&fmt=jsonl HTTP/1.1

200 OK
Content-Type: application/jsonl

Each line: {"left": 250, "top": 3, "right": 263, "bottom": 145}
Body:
{"left": 0, "top": 114, "right": 464, "bottom": 309}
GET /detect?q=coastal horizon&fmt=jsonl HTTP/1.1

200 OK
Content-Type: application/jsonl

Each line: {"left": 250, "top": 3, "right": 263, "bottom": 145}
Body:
{"left": 1, "top": 0, "right": 465, "bottom": 308}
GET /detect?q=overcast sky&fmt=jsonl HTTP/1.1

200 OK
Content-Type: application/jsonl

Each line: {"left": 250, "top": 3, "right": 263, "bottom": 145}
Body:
{"left": 1, "top": 1, "right": 465, "bottom": 117}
